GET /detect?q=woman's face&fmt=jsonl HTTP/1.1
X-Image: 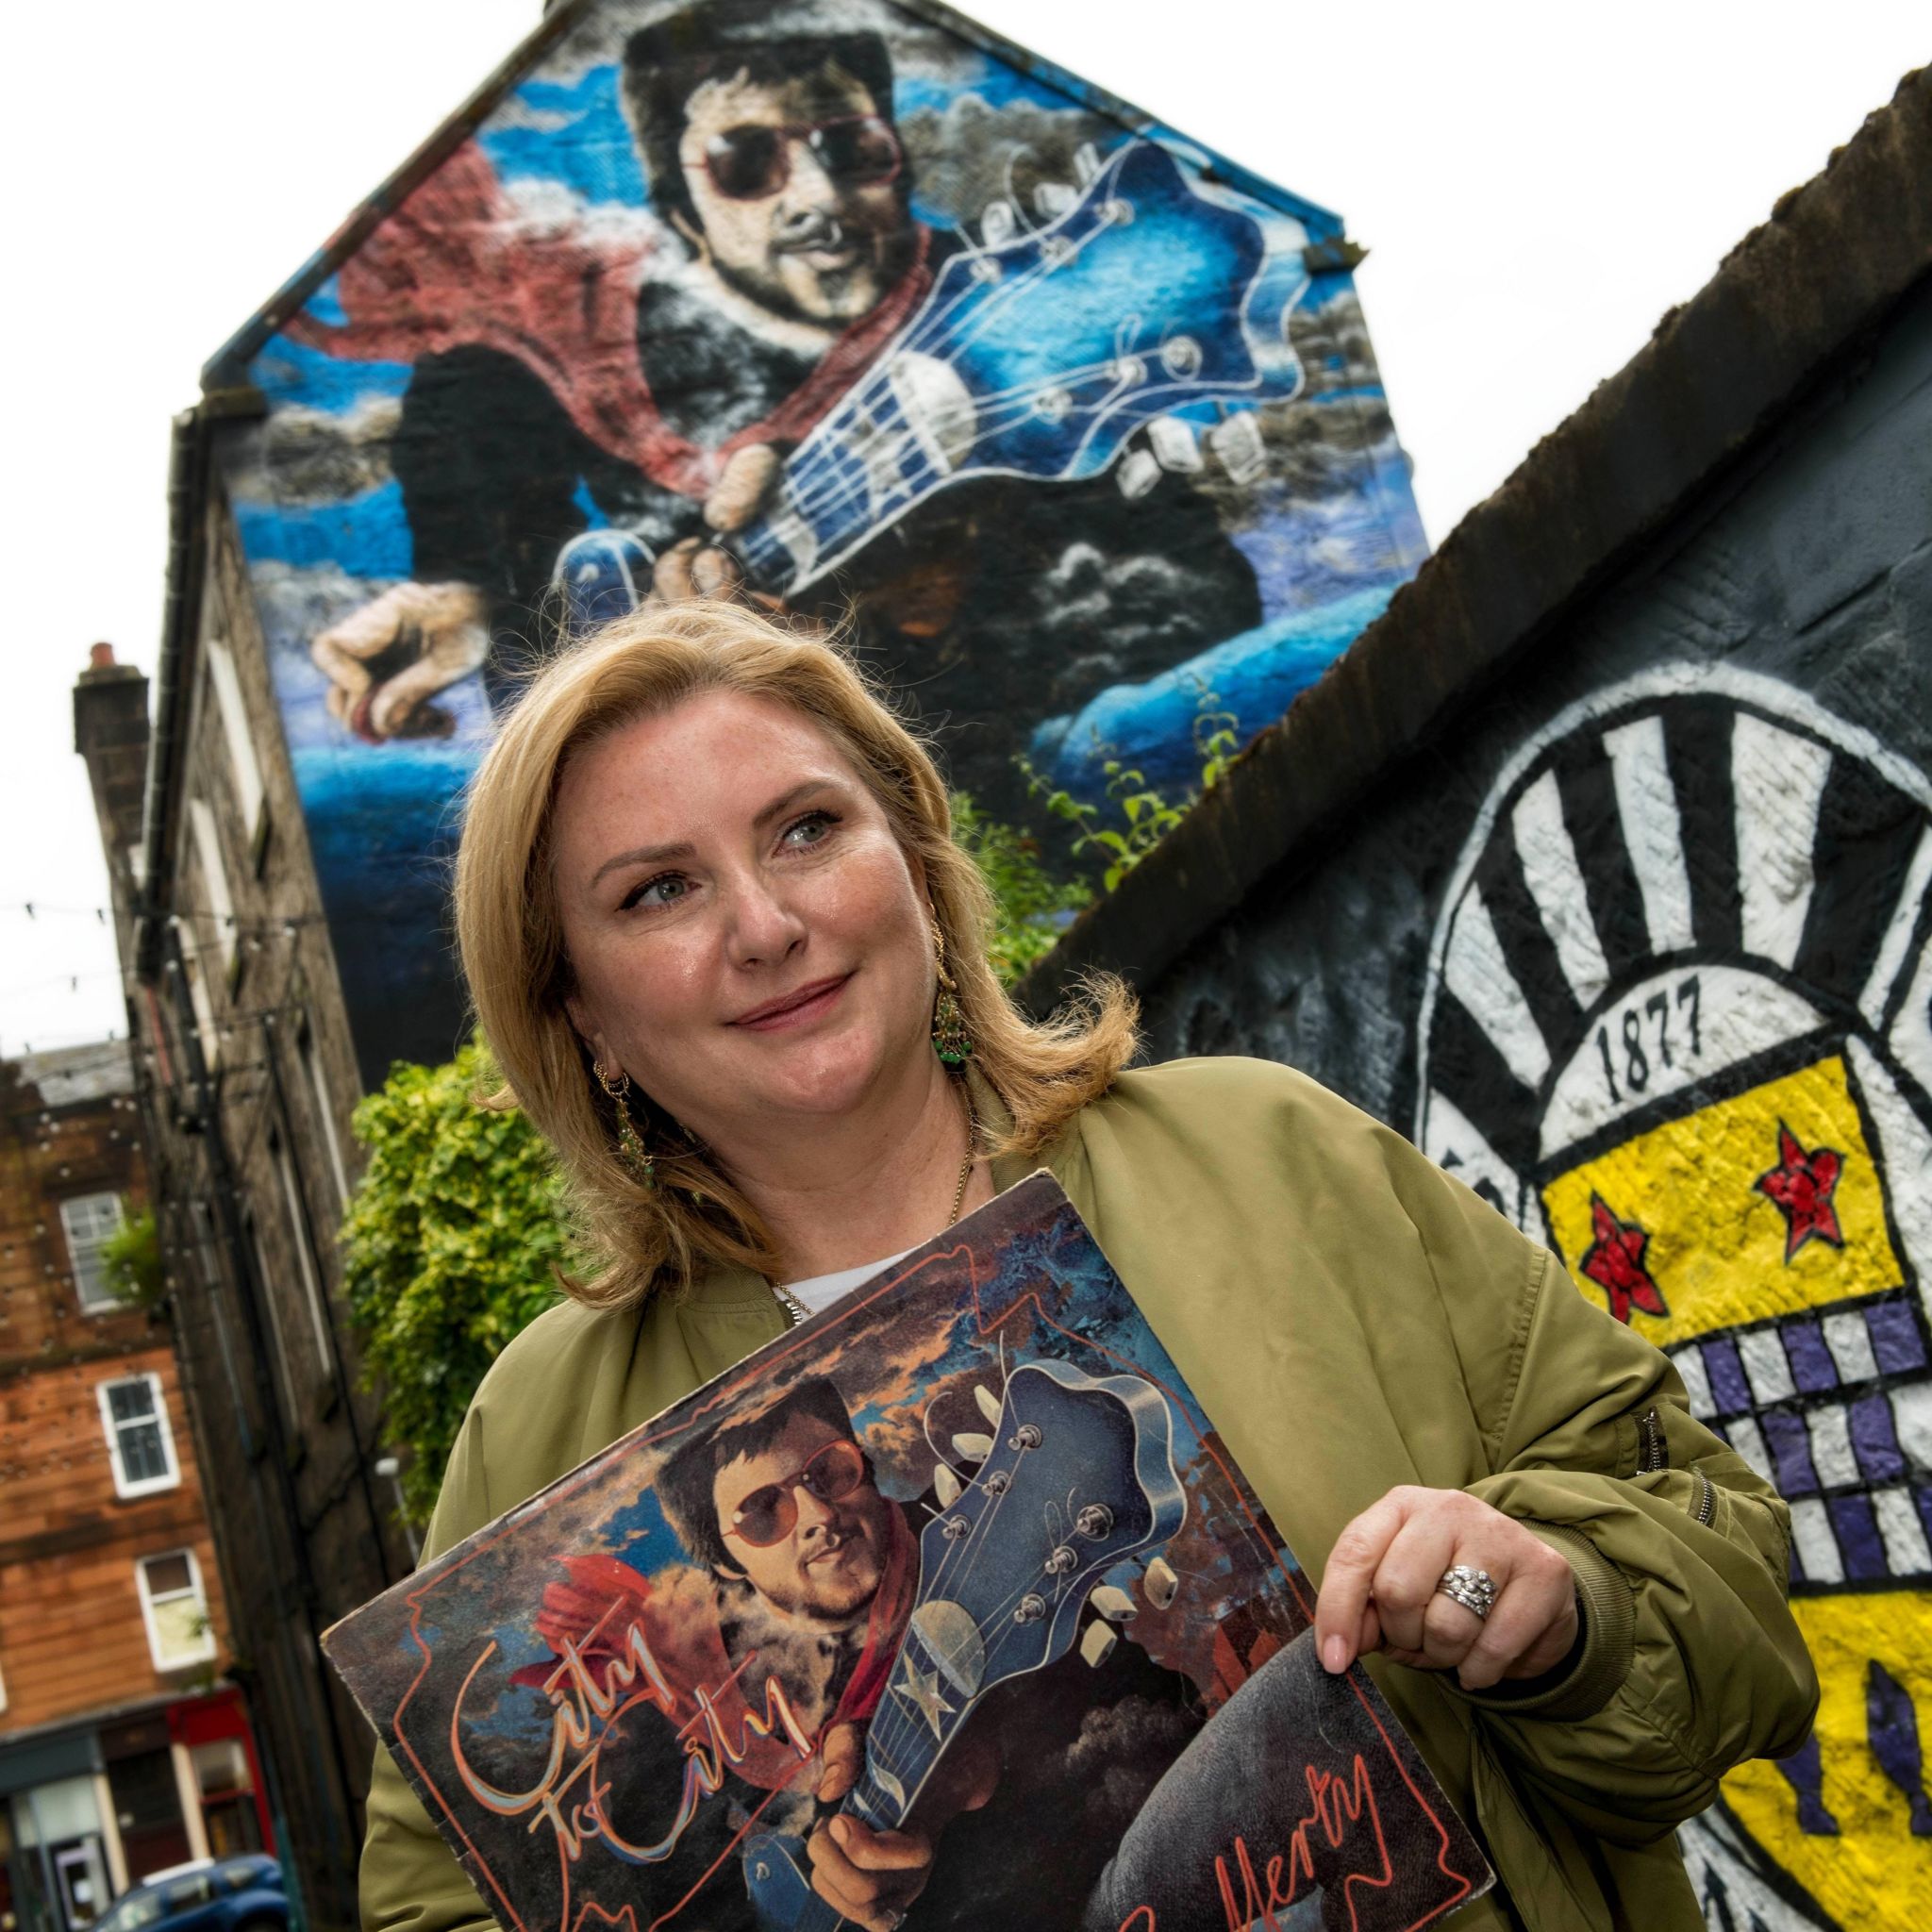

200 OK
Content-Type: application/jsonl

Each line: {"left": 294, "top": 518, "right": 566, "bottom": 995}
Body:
{"left": 552, "top": 689, "right": 934, "bottom": 1145}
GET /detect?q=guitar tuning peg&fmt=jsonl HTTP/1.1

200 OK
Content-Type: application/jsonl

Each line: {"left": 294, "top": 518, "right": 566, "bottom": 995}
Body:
{"left": 1088, "top": 1584, "right": 1138, "bottom": 1624}
{"left": 933, "top": 1461, "right": 962, "bottom": 1507}
{"left": 1207, "top": 411, "right": 1268, "bottom": 486}
{"left": 1033, "top": 181, "right": 1076, "bottom": 221}
{"left": 973, "top": 1385, "right": 1003, "bottom": 1425}
{"left": 951, "top": 1432, "right": 995, "bottom": 1461}
{"left": 1148, "top": 416, "right": 1204, "bottom": 474}
{"left": 1074, "top": 142, "right": 1101, "bottom": 187}
{"left": 1116, "top": 448, "right": 1160, "bottom": 500}
{"left": 1079, "top": 1620, "right": 1118, "bottom": 1669}
{"left": 1142, "top": 1556, "right": 1179, "bottom": 1611}
{"left": 979, "top": 199, "right": 1016, "bottom": 247}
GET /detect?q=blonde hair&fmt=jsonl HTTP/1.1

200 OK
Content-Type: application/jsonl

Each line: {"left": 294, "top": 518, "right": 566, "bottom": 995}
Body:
{"left": 454, "top": 600, "right": 1136, "bottom": 1308}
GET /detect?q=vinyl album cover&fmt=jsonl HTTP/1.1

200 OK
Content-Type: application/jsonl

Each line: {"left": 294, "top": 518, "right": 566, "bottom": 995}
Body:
{"left": 325, "top": 1174, "right": 1491, "bottom": 1932}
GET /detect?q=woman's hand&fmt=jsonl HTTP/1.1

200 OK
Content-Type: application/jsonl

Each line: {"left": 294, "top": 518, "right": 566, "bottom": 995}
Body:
{"left": 805, "top": 1720, "right": 1002, "bottom": 1931}
{"left": 1313, "top": 1486, "right": 1580, "bottom": 1690}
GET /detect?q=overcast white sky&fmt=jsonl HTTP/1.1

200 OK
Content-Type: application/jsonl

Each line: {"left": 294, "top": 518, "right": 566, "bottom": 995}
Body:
{"left": 2, "top": 1, "right": 1924, "bottom": 1058}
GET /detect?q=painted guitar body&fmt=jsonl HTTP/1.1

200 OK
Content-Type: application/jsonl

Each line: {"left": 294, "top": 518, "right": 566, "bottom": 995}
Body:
{"left": 740, "top": 1357, "right": 1187, "bottom": 1932}
{"left": 554, "top": 139, "right": 1306, "bottom": 626}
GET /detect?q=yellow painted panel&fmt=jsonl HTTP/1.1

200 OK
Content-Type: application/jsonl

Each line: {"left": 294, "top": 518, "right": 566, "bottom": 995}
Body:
{"left": 1723, "top": 1589, "right": 1932, "bottom": 1924}
{"left": 1541, "top": 1056, "right": 1901, "bottom": 1346}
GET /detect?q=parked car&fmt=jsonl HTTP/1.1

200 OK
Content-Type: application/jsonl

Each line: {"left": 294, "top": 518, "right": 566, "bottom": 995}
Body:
{"left": 95, "top": 1856, "right": 286, "bottom": 1932}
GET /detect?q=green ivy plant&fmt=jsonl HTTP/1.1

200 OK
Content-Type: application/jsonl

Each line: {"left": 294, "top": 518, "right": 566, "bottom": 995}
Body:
{"left": 1023, "top": 686, "right": 1242, "bottom": 891}
{"left": 103, "top": 1206, "right": 165, "bottom": 1310}
{"left": 950, "top": 791, "right": 1092, "bottom": 982}
{"left": 341, "top": 1042, "right": 569, "bottom": 1524}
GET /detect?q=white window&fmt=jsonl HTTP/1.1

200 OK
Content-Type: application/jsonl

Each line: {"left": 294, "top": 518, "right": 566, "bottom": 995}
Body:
{"left": 189, "top": 798, "right": 237, "bottom": 969}
{"left": 301, "top": 1024, "right": 352, "bottom": 1207}
{"left": 97, "top": 1374, "right": 180, "bottom": 1497}
{"left": 205, "top": 641, "right": 265, "bottom": 843}
{"left": 184, "top": 941, "right": 220, "bottom": 1071}
{"left": 136, "top": 1550, "right": 216, "bottom": 1669}
{"left": 60, "top": 1192, "right": 125, "bottom": 1313}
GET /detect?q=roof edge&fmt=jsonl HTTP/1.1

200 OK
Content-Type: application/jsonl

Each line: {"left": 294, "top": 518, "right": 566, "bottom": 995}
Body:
{"left": 1016, "top": 65, "right": 1932, "bottom": 1017}
{"left": 200, "top": 0, "right": 596, "bottom": 391}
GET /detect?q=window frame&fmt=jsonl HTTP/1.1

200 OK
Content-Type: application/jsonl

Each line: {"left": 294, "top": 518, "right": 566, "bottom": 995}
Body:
{"left": 96, "top": 1372, "right": 181, "bottom": 1499}
{"left": 59, "top": 1191, "right": 125, "bottom": 1314}
{"left": 135, "top": 1547, "right": 217, "bottom": 1671}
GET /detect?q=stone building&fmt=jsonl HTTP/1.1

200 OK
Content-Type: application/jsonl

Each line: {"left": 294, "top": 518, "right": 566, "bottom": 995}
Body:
{"left": 1023, "top": 68, "right": 1932, "bottom": 1929}
{"left": 0, "top": 1039, "right": 272, "bottom": 1932}
{"left": 72, "top": 646, "right": 409, "bottom": 1932}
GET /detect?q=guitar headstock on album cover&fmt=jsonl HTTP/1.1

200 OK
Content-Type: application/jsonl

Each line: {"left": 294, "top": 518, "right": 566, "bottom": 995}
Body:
{"left": 325, "top": 1174, "right": 1491, "bottom": 1932}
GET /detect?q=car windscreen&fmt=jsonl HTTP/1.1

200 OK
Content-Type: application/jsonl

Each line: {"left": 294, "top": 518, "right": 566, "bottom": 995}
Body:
{"left": 98, "top": 1894, "right": 165, "bottom": 1932}
{"left": 215, "top": 1859, "right": 277, "bottom": 1891}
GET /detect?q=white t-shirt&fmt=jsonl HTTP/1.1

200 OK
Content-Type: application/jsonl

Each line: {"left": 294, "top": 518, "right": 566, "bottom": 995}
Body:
{"left": 779, "top": 1248, "right": 912, "bottom": 1317}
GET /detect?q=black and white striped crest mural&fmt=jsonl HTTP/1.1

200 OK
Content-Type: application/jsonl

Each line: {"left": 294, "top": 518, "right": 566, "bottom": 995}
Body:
{"left": 1417, "top": 664, "right": 1932, "bottom": 1928}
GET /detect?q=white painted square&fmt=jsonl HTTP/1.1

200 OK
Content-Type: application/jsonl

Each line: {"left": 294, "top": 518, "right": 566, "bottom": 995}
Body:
{"left": 1891, "top": 1380, "right": 1932, "bottom": 1475}
{"left": 1874, "top": 1488, "right": 1932, "bottom": 1578}
{"left": 1672, "top": 1346, "right": 1715, "bottom": 1421}
{"left": 1788, "top": 1498, "right": 1843, "bottom": 1585}
{"left": 1806, "top": 1406, "right": 1858, "bottom": 1489}
{"left": 1725, "top": 1414, "right": 1774, "bottom": 1486}
{"left": 1739, "top": 1330, "right": 1796, "bottom": 1406}
{"left": 1823, "top": 1310, "right": 1880, "bottom": 1384}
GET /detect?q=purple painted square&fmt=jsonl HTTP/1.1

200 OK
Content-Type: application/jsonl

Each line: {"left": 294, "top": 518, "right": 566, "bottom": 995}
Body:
{"left": 1849, "top": 1393, "right": 1905, "bottom": 1485}
{"left": 1782, "top": 1319, "right": 1838, "bottom": 1394}
{"left": 1866, "top": 1301, "right": 1928, "bottom": 1376}
{"left": 1703, "top": 1337, "right": 1752, "bottom": 1416}
{"left": 1763, "top": 1408, "right": 1819, "bottom": 1497}
{"left": 1827, "top": 1493, "right": 1889, "bottom": 1580}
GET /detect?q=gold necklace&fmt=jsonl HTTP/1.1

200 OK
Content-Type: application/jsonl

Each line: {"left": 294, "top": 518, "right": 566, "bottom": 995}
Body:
{"left": 771, "top": 1076, "right": 980, "bottom": 1328}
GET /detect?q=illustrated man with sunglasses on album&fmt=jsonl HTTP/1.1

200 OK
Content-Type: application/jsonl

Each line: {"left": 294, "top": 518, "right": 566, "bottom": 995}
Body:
{"left": 311, "top": 0, "right": 1257, "bottom": 824}
{"left": 515, "top": 1374, "right": 1205, "bottom": 1932}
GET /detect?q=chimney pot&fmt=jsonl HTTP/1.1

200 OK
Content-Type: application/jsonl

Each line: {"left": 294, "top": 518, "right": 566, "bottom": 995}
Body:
{"left": 89, "top": 642, "right": 116, "bottom": 671}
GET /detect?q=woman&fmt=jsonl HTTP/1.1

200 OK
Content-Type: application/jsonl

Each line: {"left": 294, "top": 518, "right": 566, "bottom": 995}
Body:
{"left": 361, "top": 600, "right": 1815, "bottom": 1932}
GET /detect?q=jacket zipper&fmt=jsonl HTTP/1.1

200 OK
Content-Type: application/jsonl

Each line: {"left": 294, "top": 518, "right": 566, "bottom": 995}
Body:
{"left": 1640, "top": 1407, "right": 1716, "bottom": 1523}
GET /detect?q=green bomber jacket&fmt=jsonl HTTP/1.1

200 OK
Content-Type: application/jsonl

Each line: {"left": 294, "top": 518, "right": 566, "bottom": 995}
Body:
{"left": 358, "top": 1056, "right": 1817, "bottom": 1932}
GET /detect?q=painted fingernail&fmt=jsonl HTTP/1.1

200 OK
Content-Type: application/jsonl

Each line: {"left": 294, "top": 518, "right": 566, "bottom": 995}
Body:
{"left": 1323, "top": 1636, "right": 1348, "bottom": 1674}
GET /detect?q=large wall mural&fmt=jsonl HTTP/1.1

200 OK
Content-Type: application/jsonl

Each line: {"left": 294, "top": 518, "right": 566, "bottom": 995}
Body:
{"left": 1417, "top": 664, "right": 1932, "bottom": 1928}
{"left": 218, "top": 0, "right": 1424, "bottom": 1081}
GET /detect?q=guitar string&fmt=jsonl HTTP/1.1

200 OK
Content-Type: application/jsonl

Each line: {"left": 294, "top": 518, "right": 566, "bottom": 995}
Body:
{"left": 857, "top": 1438, "right": 1038, "bottom": 1805}
{"left": 750, "top": 193, "right": 1138, "bottom": 532}
{"left": 759, "top": 216, "right": 1148, "bottom": 533}
{"left": 858, "top": 1459, "right": 1113, "bottom": 1804}
{"left": 752, "top": 353, "right": 1180, "bottom": 550}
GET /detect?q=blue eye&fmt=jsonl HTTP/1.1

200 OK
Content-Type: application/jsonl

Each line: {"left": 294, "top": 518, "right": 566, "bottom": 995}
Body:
{"left": 623, "top": 874, "right": 690, "bottom": 911}
{"left": 784, "top": 809, "right": 840, "bottom": 848}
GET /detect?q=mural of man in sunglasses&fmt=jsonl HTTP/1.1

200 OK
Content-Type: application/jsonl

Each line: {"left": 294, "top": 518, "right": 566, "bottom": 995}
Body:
{"left": 308, "top": 0, "right": 1257, "bottom": 825}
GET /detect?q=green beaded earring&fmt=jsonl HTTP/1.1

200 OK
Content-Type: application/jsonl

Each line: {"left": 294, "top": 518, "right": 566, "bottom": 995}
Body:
{"left": 930, "top": 919, "right": 974, "bottom": 1068}
{"left": 596, "top": 1065, "right": 656, "bottom": 1189}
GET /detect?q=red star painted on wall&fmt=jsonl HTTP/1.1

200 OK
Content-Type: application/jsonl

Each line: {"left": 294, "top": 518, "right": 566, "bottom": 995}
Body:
{"left": 1580, "top": 1192, "right": 1669, "bottom": 1324}
{"left": 1756, "top": 1123, "right": 1845, "bottom": 1262}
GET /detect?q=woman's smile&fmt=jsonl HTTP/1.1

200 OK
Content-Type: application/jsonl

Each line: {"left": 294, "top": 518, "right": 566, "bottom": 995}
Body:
{"left": 729, "top": 972, "right": 854, "bottom": 1031}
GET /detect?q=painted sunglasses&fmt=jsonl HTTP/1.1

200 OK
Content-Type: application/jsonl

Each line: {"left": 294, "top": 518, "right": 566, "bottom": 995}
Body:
{"left": 723, "top": 1437, "right": 868, "bottom": 1546}
{"left": 692, "top": 115, "right": 903, "bottom": 204}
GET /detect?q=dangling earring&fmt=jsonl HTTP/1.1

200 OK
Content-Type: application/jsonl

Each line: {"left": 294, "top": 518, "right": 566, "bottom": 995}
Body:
{"left": 596, "top": 1064, "right": 656, "bottom": 1189}
{"left": 930, "top": 918, "right": 974, "bottom": 1068}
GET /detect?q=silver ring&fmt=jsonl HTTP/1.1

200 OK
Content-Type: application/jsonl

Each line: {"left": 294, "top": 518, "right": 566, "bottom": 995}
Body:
{"left": 1437, "top": 1564, "right": 1498, "bottom": 1621}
